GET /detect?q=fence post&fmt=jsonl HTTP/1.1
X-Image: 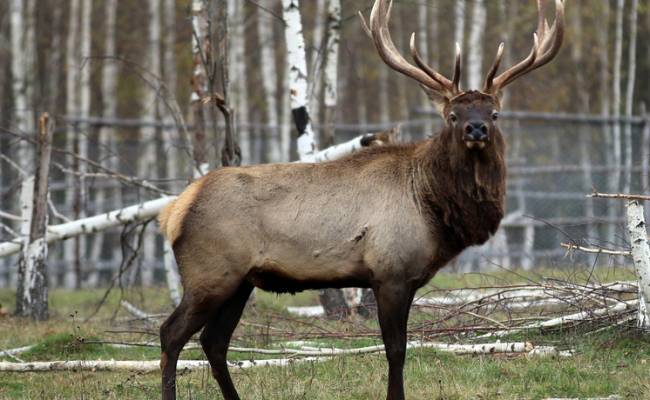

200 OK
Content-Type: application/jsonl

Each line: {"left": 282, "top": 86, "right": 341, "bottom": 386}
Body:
{"left": 16, "top": 114, "right": 54, "bottom": 320}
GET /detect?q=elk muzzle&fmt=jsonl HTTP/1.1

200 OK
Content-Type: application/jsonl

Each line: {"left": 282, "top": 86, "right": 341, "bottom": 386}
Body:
{"left": 463, "top": 120, "right": 489, "bottom": 149}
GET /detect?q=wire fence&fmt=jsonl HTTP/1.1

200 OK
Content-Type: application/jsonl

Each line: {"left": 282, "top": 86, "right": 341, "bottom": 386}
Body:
{"left": 0, "top": 110, "right": 648, "bottom": 288}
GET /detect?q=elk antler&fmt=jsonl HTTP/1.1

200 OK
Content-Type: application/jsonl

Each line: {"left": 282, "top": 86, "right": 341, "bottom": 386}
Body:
{"left": 484, "top": 0, "right": 565, "bottom": 93}
{"left": 359, "top": 0, "right": 459, "bottom": 98}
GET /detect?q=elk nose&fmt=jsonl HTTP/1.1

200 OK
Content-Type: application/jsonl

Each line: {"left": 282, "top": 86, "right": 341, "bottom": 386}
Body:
{"left": 464, "top": 121, "right": 488, "bottom": 141}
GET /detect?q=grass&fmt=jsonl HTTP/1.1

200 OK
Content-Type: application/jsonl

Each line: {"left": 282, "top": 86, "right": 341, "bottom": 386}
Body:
{"left": 0, "top": 267, "right": 648, "bottom": 399}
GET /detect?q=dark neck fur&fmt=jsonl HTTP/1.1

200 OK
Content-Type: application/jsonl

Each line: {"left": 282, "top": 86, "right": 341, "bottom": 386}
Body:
{"left": 411, "top": 127, "right": 506, "bottom": 261}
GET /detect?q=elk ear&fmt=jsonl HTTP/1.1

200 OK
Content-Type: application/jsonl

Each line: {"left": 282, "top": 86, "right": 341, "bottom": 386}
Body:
{"left": 420, "top": 85, "right": 449, "bottom": 116}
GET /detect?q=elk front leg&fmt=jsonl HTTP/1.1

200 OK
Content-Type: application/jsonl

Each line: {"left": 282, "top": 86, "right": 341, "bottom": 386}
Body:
{"left": 374, "top": 283, "right": 415, "bottom": 400}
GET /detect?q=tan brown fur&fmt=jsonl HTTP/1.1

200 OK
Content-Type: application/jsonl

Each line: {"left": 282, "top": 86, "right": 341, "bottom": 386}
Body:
{"left": 158, "top": 178, "right": 205, "bottom": 246}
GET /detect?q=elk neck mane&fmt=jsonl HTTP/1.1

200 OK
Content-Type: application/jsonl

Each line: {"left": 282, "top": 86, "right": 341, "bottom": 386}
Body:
{"left": 410, "top": 125, "right": 507, "bottom": 260}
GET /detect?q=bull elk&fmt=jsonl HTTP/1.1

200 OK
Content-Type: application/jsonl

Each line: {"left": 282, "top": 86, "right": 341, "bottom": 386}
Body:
{"left": 158, "top": 0, "right": 564, "bottom": 398}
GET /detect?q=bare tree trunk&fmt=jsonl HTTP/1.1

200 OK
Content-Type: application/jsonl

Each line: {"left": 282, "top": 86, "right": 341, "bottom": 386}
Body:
{"left": 467, "top": 0, "right": 485, "bottom": 90}
{"left": 282, "top": 0, "right": 317, "bottom": 160}
{"left": 15, "top": 176, "right": 34, "bottom": 315}
{"left": 138, "top": 0, "right": 162, "bottom": 287}
{"left": 419, "top": 0, "right": 432, "bottom": 138}
{"left": 229, "top": 0, "right": 250, "bottom": 164}
{"left": 309, "top": 0, "right": 326, "bottom": 131}
{"left": 378, "top": 65, "right": 390, "bottom": 125}
{"left": 257, "top": 6, "right": 282, "bottom": 162}
{"left": 190, "top": 0, "right": 210, "bottom": 176}
{"left": 63, "top": 0, "right": 81, "bottom": 289}
{"left": 454, "top": 0, "right": 466, "bottom": 88}
{"left": 496, "top": 0, "right": 516, "bottom": 107}
{"left": 321, "top": 0, "right": 341, "bottom": 148}
{"left": 220, "top": 0, "right": 240, "bottom": 167}
{"left": 623, "top": 0, "right": 638, "bottom": 194}
{"left": 162, "top": 0, "right": 182, "bottom": 305}
{"left": 16, "top": 115, "right": 53, "bottom": 320}
{"left": 570, "top": 1, "right": 595, "bottom": 261}
{"left": 89, "top": 0, "right": 118, "bottom": 288}
{"left": 46, "top": 1, "right": 63, "bottom": 115}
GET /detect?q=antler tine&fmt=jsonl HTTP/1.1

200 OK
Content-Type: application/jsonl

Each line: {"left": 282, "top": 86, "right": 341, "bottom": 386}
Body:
{"left": 489, "top": 0, "right": 564, "bottom": 93}
{"left": 452, "top": 43, "right": 462, "bottom": 94}
{"left": 361, "top": 0, "right": 454, "bottom": 95}
{"left": 410, "top": 33, "right": 454, "bottom": 90}
{"left": 483, "top": 43, "right": 504, "bottom": 92}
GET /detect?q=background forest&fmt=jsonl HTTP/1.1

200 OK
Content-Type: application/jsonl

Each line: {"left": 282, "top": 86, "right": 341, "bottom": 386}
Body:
{"left": 0, "top": 0, "right": 649, "bottom": 290}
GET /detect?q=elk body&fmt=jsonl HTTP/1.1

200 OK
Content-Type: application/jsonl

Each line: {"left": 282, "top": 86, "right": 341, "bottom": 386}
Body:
{"left": 158, "top": 1, "right": 564, "bottom": 399}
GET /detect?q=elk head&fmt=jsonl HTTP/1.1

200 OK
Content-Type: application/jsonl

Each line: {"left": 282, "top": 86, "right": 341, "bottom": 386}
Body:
{"left": 360, "top": 0, "right": 565, "bottom": 152}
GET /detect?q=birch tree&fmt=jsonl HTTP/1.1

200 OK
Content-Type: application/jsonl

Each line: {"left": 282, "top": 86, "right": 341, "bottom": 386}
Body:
{"left": 89, "top": 0, "right": 119, "bottom": 287}
{"left": 9, "top": 0, "right": 34, "bottom": 168}
{"left": 282, "top": 0, "right": 317, "bottom": 160}
{"left": 16, "top": 115, "right": 53, "bottom": 320}
{"left": 63, "top": 0, "right": 87, "bottom": 289}
{"left": 467, "top": 0, "right": 485, "bottom": 90}
{"left": 321, "top": 0, "right": 341, "bottom": 148}
{"left": 623, "top": 0, "right": 638, "bottom": 194}
{"left": 257, "top": 6, "right": 282, "bottom": 162}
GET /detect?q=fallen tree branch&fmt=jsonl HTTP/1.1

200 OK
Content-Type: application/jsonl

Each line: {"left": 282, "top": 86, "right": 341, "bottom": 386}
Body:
{"left": 561, "top": 242, "right": 631, "bottom": 257}
{"left": 588, "top": 191, "right": 650, "bottom": 202}
{"left": 0, "top": 356, "right": 329, "bottom": 373}
{"left": 0, "top": 196, "right": 175, "bottom": 258}
{"left": 478, "top": 300, "right": 637, "bottom": 339}
{"left": 0, "top": 345, "right": 34, "bottom": 359}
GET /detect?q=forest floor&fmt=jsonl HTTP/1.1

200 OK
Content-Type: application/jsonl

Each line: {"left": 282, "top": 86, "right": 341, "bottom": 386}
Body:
{"left": 0, "top": 267, "right": 649, "bottom": 399}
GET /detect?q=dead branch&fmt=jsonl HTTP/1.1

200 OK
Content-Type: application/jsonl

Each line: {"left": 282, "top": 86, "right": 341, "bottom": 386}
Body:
{"left": 561, "top": 242, "right": 631, "bottom": 257}
{"left": 588, "top": 191, "right": 650, "bottom": 201}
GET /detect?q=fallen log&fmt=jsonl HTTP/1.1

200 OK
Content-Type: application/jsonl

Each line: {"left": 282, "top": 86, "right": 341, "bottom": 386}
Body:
{"left": 0, "top": 356, "right": 328, "bottom": 373}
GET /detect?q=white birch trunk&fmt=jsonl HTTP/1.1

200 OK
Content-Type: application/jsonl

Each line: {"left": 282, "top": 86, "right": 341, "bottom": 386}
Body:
{"left": 467, "top": 0, "right": 485, "bottom": 90}
{"left": 9, "top": 0, "right": 33, "bottom": 169}
{"left": 15, "top": 176, "right": 34, "bottom": 313}
{"left": 623, "top": 0, "right": 638, "bottom": 194}
{"left": 257, "top": 7, "right": 282, "bottom": 162}
{"left": 625, "top": 200, "right": 650, "bottom": 328}
{"left": 282, "top": 0, "right": 317, "bottom": 160}
{"left": 321, "top": 0, "right": 341, "bottom": 147}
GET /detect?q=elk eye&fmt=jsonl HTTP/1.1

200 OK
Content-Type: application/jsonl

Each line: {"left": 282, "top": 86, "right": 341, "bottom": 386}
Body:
{"left": 449, "top": 113, "right": 458, "bottom": 124}
{"left": 492, "top": 111, "right": 499, "bottom": 121}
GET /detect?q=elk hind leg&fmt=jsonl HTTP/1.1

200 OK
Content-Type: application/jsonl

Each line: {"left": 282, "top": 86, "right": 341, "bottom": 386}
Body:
{"left": 199, "top": 282, "right": 253, "bottom": 400}
{"left": 159, "top": 296, "right": 210, "bottom": 400}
